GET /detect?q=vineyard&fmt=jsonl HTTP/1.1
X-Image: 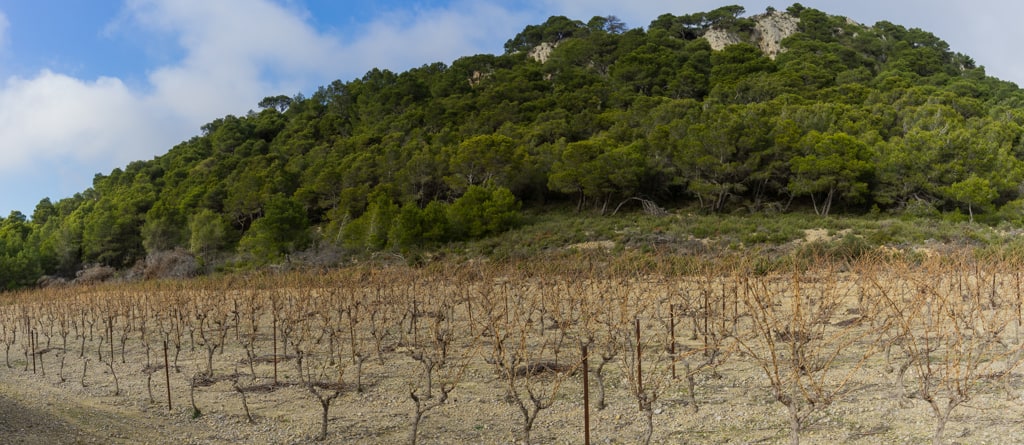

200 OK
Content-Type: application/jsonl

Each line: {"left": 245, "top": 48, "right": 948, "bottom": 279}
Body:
{"left": 3, "top": 251, "right": 1024, "bottom": 444}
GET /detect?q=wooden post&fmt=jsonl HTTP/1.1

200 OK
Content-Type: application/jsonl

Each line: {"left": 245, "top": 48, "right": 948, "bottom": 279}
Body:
{"left": 30, "top": 329, "right": 36, "bottom": 374}
{"left": 635, "top": 318, "right": 643, "bottom": 399}
{"left": 164, "top": 339, "right": 172, "bottom": 411}
{"left": 671, "top": 304, "right": 679, "bottom": 380}
{"left": 272, "top": 310, "right": 278, "bottom": 385}
{"left": 702, "top": 291, "right": 709, "bottom": 351}
{"left": 582, "top": 343, "right": 591, "bottom": 445}
{"left": 108, "top": 317, "right": 115, "bottom": 367}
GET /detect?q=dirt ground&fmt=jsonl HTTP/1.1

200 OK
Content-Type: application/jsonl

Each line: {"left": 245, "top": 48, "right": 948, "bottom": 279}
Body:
{"left": 0, "top": 375, "right": 172, "bottom": 444}
{"left": 2, "top": 324, "right": 1024, "bottom": 445}
{"left": 4, "top": 267, "right": 1024, "bottom": 445}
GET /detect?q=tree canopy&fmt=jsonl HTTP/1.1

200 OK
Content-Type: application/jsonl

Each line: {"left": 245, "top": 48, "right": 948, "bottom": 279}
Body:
{"left": 5, "top": 4, "right": 1024, "bottom": 289}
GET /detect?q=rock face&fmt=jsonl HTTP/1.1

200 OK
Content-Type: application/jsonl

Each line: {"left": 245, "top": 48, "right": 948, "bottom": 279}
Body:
{"left": 527, "top": 41, "right": 557, "bottom": 63}
{"left": 705, "top": 10, "right": 801, "bottom": 59}
{"left": 704, "top": 28, "right": 744, "bottom": 51}
{"left": 752, "top": 10, "right": 800, "bottom": 59}
{"left": 527, "top": 10, "right": 803, "bottom": 64}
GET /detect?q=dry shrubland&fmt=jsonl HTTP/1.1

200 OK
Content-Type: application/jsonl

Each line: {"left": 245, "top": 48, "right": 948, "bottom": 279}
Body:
{"left": 3, "top": 250, "right": 1024, "bottom": 444}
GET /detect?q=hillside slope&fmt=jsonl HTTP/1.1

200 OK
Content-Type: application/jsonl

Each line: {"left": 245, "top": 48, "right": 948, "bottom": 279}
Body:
{"left": 2, "top": 4, "right": 1024, "bottom": 289}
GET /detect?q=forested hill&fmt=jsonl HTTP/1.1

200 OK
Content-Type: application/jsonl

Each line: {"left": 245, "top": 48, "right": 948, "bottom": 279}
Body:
{"left": 3, "top": 3, "right": 1024, "bottom": 289}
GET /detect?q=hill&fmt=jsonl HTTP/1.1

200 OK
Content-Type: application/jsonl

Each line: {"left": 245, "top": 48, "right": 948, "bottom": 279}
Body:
{"left": 3, "top": 3, "right": 1024, "bottom": 289}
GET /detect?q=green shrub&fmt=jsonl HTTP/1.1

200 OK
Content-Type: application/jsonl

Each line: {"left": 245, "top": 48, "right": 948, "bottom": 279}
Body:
{"left": 448, "top": 186, "right": 522, "bottom": 239}
{"left": 238, "top": 194, "right": 311, "bottom": 262}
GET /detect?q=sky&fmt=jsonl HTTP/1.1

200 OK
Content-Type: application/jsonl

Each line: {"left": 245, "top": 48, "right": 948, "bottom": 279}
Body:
{"left": 0, "top": 0, "right": 1021, "bottom": 218}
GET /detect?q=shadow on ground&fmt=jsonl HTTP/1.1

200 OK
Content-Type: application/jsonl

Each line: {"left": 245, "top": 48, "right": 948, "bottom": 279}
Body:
{"left": 0, "top": 392, "right": 99, "bottom": 444}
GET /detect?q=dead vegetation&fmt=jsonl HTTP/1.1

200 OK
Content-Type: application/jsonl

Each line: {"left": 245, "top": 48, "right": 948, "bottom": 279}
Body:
{"left": 2, "top": 251, "right": 1024, "bottom": 443}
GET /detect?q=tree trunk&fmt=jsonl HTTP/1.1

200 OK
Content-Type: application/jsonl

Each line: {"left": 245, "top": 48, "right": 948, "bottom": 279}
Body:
{"left": 932, "top": 415, "right": 946, "bottom": 445}
{"left": 318, "top": 398, "right": 330, "bottom": 441}
{"left": 788, "top": 404, "right": 801, "bottom": 445}
{"left": 928, "top": 397, "right": 959, "bottom": 445}
{"left": 408, "top": 410, "right": 423, "bottom": 445}
{"left": 685, "top": 362, "right": 698, "bottom": 413}
{"left": 641, "top": 407, "right": 654, "bottom": 445}
{"left": 822, "top": 187, "right": 835, "bottom": 217}
{"left": 594, "top": 361, "right": 608, "bottom": 410}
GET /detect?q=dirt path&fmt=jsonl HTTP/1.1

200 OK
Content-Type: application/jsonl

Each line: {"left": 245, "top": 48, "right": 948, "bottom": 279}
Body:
{"left": 0, "top": 376, "right": 178, "bottom": 445}
{"left": 0, "top": 388, "right": 100, "bottom": 444}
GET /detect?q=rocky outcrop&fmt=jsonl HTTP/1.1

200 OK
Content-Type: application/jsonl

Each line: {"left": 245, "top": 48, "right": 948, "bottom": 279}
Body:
{"left": 527, "top": 42, "right": 558, "bottom": 63}
{"left": 704, "top": 28, "right": 744, "bottom": 51}
{"left": 752, "top": 11, "right": 800, "bottom": 59}
{"left": 526, "top": 10, "right": 804, "bottom": 64}
{"left": 705, "top": 10, "right": 801, "bottom": 59}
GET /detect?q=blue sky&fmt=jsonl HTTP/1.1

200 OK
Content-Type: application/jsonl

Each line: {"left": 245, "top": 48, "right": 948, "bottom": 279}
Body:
{"left": 1, "top": 0, "right": 1022, "bottom": 217}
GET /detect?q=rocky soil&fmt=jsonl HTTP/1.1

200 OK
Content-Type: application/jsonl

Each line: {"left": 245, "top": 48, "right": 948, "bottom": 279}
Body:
{"left": 2, "top": 319, "right": 1024, "bottom": 445}
{"left": 5, "top": 263, "right": 1024, "bottom": 444}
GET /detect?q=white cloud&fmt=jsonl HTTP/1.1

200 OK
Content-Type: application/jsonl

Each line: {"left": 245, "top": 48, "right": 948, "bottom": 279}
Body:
{"left": 335, "top": 2, "right": 530, "bottom": 79}
{"left": 125, "top": 0, "right": 346, "bottom": 118}
{"left": 122, "top": 0, "right": 528, "bottom": 128}
{"left": 0, "top": 0, "right": 540, "bottom": 211}
{"left": 0, "top": 0, "right": 353, "bottom": 176}
{"left": 0, "top": 70, "right": 181, "bottom": 173}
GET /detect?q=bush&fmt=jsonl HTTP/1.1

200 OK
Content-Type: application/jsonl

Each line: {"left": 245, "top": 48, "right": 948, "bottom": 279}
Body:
{"left": 389, "top": 202, "right": 426, "bottom": 250}
{"left": 794, "top": 233, "right": 870, "bottom": 264}
{"left": 996, "top": 199, "right": 1024, "bottom": 226}
{"left": 448, "top": 186, "right": 522, "bottom": 239}
{"left": 900, "top": 199, "right": 940, "bottom": 219}
{"left": 143, "top": 248, "right": 200, "bottom": 279}
{"left": 239, "top": 194, "right": 311, "bottom": 262}
{"left": 73, "top": 264, "right": 116, "bottom": 284}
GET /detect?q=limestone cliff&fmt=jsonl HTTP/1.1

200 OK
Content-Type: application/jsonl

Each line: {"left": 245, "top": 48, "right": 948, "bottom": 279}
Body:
{"left": 705, "top": 10, "right": 800, "bottom": 59}
{"left": 752, "top": 10, "right": 800, "bottom": 59}
{"left": 527, "top": 41, "right": 557, "bottom": 63}
{"left": 526, "top": 10, "right": 810, "bottom": 63}
{"left": 704, "top": 28, "right": 743, "bottom": 50}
